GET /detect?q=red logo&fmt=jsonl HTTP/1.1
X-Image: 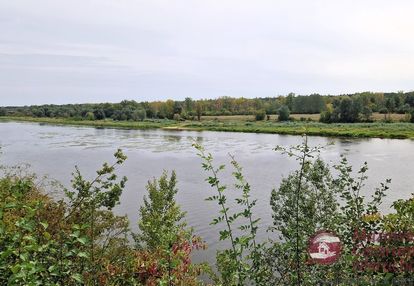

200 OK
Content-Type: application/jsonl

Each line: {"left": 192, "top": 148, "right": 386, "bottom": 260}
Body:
{"left": 308, "top": 230, "right": 341, "bottom": 265}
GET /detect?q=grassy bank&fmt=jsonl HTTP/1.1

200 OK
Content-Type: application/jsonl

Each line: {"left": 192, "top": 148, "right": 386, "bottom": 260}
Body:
{"left": 0, "top": 116, "right": 173, "bottom": 129}
{"left": 201, "top": 112, "right": 409, "bottom": 122}
{"left": 185, "top": 120, "right": 414, "bottom": 139}
{"left": 1, "top": 116, "right": 414, "bottom": 139}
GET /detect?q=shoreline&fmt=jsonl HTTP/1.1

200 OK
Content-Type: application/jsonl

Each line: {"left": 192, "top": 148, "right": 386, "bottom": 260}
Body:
{"left": 1, "top": 116, "right": 413, "bottom": 139}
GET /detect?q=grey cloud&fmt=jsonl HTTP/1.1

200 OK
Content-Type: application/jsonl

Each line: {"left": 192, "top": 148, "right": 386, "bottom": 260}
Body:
{"left": 1, "top": 0, "right": 414, "bottom": 105}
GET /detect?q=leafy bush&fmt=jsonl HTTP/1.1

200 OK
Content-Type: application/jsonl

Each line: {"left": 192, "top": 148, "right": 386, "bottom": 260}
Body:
{"left": 278, "top": 105, "right": 290, "bottom": 121}
{"left": 134, "top": 171, "right": 207, "bottom": 284}
{"left": 379, "top": 107, "right": 389, "bottom": 114}
{"left": 0, "top": 150, "right": 132, "bottom": 285}
{"left": 255, "top": 110, "right": 266, "bottom": 121}
{"left": 0, "top": 150, "right": 206, "bottom": 285}
{"left": 194, "top": 144, "right": 267, "bottom": 285}
{"left": 195, "top": 136, "right": 406, "bottom": 285}
{"left": 173, "top": 113, "right": 181, "bottom": 121}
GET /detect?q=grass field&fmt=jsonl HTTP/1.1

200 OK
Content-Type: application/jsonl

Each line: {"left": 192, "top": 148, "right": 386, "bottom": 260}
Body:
{"left": 202, "top": 113, "right": 408, "bottom": 122}
{"left": 1, "top": 115, "right": 414, "bottom": 139}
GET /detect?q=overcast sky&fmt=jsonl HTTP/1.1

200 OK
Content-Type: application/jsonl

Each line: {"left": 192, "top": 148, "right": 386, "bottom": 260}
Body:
{"left": 1, "top": 0, "right": 414, "bottom": 106}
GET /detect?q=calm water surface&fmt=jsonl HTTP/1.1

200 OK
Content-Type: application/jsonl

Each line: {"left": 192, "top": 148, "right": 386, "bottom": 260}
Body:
{"left": 1, "top": 122, "right": 413, "bottom": 264}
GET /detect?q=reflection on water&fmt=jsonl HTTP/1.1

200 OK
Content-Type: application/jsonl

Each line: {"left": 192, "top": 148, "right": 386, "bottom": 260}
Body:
{"left": 1, "top": 121, "right": 414, "bottom": 264}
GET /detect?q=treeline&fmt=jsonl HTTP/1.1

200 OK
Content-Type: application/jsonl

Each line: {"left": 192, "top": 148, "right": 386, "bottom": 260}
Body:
{"left": 321, "top": 92, "right": 414, "bottom": 123}
{"left": 0, "top": 95, "right": 322, "bottom": 121}
{"left": 1, "top": 91, "right": 414, "bottom": 123}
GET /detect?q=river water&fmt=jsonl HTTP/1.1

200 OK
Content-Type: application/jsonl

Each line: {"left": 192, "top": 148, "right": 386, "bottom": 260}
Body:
{"left": 1, "top": 121, "right": 413, "bottom": 264}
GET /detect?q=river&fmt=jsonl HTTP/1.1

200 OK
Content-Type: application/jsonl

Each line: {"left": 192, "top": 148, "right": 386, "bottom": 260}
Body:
{"left": 1, "top": 121, "right": 413, "bottom": 264}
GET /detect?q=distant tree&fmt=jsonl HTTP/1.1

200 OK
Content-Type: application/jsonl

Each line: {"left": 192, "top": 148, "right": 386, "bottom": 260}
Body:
{"left": 102, "top": 103, "right": 115, "bottom": 118}
{"left": 278, "top": 105, "right": 290, "bottom": 121}
{"left": 265, "top": 100, "right": 281, "bottom": 115}
{"left": 385, "top": 97, "right": 396, "bottom": 113}
{"left": 131, "top": 109, "right": 146, "bottom": 121}
{"left": 141, "top": 102, "right": 154, "bottom": 118}
{"left": 85, "top": 111, "right": 95, "bottom": 121}
{"left": 165, "top": 100, "right": 175, "bottom": 119}
{"left": 361, "top": 106, "right": 373, "bottom": 122}
{"left": 335, "top": 97, "right": 362, "bottom": 123}
{"left": 173, "top": 113, "right": 181, "bottom": 121}
{"left": 32, "top": 108, "right": 45, "bottom": 117}
{"left": 93, "top": 109, "right": 106, "bottom": 120}
{"left": 399, "top": 104, "right": 411, "bottom": 114}
{"left": 43, "top": 107, "right": 54, "bottom": 117}
{"left": 255, "top": 110, "right": 266, "bottom": 121}
{"left": 319, "top": 110, "right": 332, "bottom": 123}
{"left": 405, "top": 93, "right": 414, "bottom": 107}
{"left": 173, "top": 101, "right": 183, "bottom": 115}
{"left": 158, "top": 104, "right": 168, "bottom": 119}
{"left": 196, "top": 102, "right": 203, "bottom": 121}
{"left": 285, "top": 93, "right": 295, "bottom": 111}
{"left": 411, "top": 110, "right": 414, "bottom": 123}
{"left": 184, "top": 97, "right": 194, "bottom": 115}
{"left": 292, "top": 94, "right": 324, "bottom": 114}
{"left": 339, "top": 98, "right": 352, "bottom": 122}
{"left": 379, "top": 107, "right": 388, "bottom": 114}
{"left": 180, "top": 110, "right": 189, "bottom": 119}
{"left": 394, "top": 95, "right": 402, "bottom": 110}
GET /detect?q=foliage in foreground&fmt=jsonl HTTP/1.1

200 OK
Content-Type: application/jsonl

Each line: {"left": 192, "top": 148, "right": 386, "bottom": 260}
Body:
{"left": 1, "top": 137, "right": 414, "bottom": 285}
{"left": 195, "top": 137, "right": 413, "bottom": 285}
{"left": 135, "top": 171, "right": 207, "bottom": 285}
{"left": 0, "top": 151, "right": 206, "bottom": 285}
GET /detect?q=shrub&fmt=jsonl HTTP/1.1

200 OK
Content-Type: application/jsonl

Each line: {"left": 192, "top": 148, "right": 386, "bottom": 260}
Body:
{"left": 379, "top": 107, "right": 389, "bottom": 114}
{"left": 0, "top": 150, "right": 132, "bottom": 285}
{"left": 134, "top": 171, "right": 207, "bottom": 284}
{"left": 319, "top": 110, "right": 332, "bottom": 123}
{"left": 278, "top": 105, "right": 290, "bottom": 121}
{"left": 362, "top": 106, "right": 373, "bottom": 122}
{"left": 131, "top": 108, "right": 146, "bottom": 121}
{"left": 136, "top": 171, "right": 187, "bottom": 249}
{"left": 85, "top": 111, "right": 95, "bottom": 121}
{"left": 173, "top": 113, "right": 181, "bottom": 121}
{"left": 194, "top": 144, "right": 269, "bottom": 285}
{"left": 0, "top": 150, "right": 141, "bottom": 285}
{"left": 255, "top": 110, "right": 266, "bottom": 121}
{"left": 264, "top": 137, "right": 391, "bottom": 285}
{"left": 0, "top": 150, "right": 208, "bottom": 285}
{"left": 0, "top": 108, "right": 7, "bottom": 116}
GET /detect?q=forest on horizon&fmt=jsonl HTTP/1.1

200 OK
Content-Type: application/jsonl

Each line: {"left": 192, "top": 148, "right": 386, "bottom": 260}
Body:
{"left": 2, "top": 91, "right": 414, "bottom": 123}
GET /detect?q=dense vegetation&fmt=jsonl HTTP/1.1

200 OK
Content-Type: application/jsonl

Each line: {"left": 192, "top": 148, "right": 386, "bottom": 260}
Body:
{"left": 2, "top": 91, "right": 414, "bottom": 123}
{"left": 1, "top": 138, "right": 414, "bottom": 285}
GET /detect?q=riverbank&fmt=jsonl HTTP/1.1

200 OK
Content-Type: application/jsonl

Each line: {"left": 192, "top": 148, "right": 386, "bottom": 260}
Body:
{"left": 1, "top": 116, "right": 413, "bottom": 139}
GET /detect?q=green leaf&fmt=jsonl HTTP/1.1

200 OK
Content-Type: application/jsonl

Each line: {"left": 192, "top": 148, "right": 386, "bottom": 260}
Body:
{"left": 219, "top": 230, "right": 230, "bottom": 240}
{"left": 48, "top": 265, "right": 58, "bottom": 274}
{"left": 71, "top": 273, "right": 83, "bottom": 283}
{"left": 11, "top": 265, "right": 21, "bottom": 274}
{"left": 40, "top": 222, "right": 48, "bottom": 230}
{"left": 77, "top": 252, "right": 89, "bottom": 259}
{"left": 4, "top": 202, "right": 17, "bottom": 209}
{"left": 76, "top": 236, "right": 88, "bottom": 245}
